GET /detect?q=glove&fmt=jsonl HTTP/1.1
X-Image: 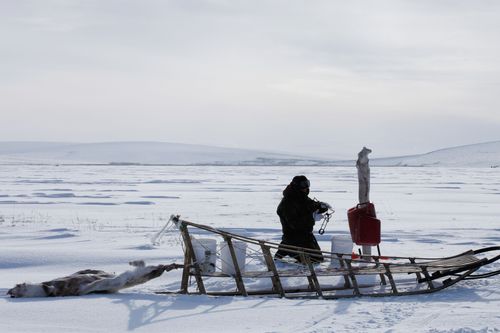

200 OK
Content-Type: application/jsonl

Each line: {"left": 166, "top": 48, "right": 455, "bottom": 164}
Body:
{"left": 313, "top": 211, "right": 324, "bottom": 221}
{"left": 321, "top": 202, "right": 332, "bottom": 209}
{"left": 318, "top": 202, "right": 331, "bottom": 213}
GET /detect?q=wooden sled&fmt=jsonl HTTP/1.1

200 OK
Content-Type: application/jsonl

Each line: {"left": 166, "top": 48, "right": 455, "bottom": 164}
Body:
{"left": 160, "top": 215, "right": 500, "bottom": 299}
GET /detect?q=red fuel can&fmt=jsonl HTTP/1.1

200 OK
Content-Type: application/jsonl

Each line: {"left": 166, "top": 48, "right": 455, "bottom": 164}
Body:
{"left": 347, "top": 202, "right": 381, "bottom": 246}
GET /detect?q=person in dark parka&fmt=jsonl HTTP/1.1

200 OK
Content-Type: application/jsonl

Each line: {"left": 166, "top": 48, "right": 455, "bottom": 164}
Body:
{"left": 274, "top": 175, "right": 330, "bottom": 263}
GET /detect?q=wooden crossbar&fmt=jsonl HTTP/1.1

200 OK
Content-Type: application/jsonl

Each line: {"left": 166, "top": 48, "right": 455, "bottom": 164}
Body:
{"left": 190, "top": 252, "right": 481, "bottom": 279}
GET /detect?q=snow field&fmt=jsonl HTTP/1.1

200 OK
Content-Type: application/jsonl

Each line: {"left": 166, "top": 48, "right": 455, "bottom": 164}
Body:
{"left": 1, "top": 165, "right": 499, "bottom": 332}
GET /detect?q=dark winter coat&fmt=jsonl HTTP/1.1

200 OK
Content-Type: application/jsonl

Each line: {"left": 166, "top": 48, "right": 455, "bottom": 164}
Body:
{"left": 277, "top": 185, "right": 325, "bottom": 240}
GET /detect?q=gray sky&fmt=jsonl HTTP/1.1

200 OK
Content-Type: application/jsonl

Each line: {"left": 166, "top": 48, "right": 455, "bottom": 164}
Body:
{"left": 1, "top": 0, "right": 499, "bottom": 159}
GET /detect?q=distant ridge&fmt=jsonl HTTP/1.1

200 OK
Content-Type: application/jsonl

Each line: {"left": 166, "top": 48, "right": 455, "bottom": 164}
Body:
{"left": 370, "top": 140, "right": 500, "bottom": 167}
{"left": 0, "top": 140, "right": 498, "bottom": 167}
{"left": 0, "top": 141, "right": 329, "bottom": 166}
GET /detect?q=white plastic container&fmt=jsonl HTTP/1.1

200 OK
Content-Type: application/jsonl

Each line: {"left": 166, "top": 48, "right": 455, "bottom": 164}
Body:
{"left": 220, "top": 240, "right": 247, "bottom": 275}
{"left": 330, "top": 235, "right": 353, "bottom": 268}
{"left": 191, "top": 238, "right": 217, "bottom": 273}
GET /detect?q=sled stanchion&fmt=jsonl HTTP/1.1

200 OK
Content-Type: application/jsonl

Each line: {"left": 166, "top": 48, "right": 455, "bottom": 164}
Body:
{"left": 179, "top": 223, "right": 206, "bottom": 294}
{"left": 420, "top": 266, "right": 435, "bottom": 290}
{"left": 373, "top": 257, "right": 387, "bottom": 285}
{"left": 299, "top": 252, "right": 316, "bottom": 291}
{"left": 180, "top": 243, "right": 191, "bottom": 294}
{"left": 337, "top": 254, "right": 352, "bottom": 288}
{"left": 300, "top": 252, "right": 318, "bottom": 292}
{"left": 300, "top": 252, "right": 323, "bottom": 298}
{"left": 260, "top": 241, "right": 285, "bottom": 297}
{"left": 223, "top": 235, "right": 248, "bottom": 296}
{"left": 344, "top": 259, "right": 361, "bottom": 296}
{"left": 383, "top": 263, "right": 398, "bottom": 294}
{"left": 179, "top": 223, "right": 192, "bottom": 293}
{"left": 409, "top": 258, "right": 423, "bottom": 281}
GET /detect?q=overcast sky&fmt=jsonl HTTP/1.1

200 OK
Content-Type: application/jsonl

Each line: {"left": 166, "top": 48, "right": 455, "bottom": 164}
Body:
{"left": 1, "top": 0, "right": 499, "bottom": 158}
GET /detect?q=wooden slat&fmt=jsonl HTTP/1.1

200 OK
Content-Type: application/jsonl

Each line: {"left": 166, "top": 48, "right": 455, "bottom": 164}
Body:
{"left": 420, "top": 266, "right": 435, "bottom": 290}
{"left": 336, "top": 254, "right": 352, "bottom": 288}
{"left": 179, "top": 223, "right": 206, "bottom": 294}
{"left": 259, "top": 241, "right": 285, "bottom": 297}
{"left": 383, "top": 263, "right": 398, "bottom": 294}
{"left": 223, "top": 235, "right": 248, "bottom": 297}
{"left": 373, "top": 257, "right": 387, "bottom": 285}
{"left": 344, "top": 259, "right": 361, "bottom": 296}
{"left": 300, "top": 252, "right": 323, "bottom": 298}
{"left": 180, "top": 242, "right": 191, "bottom": 294}
{"left": 409, "top": 257, "right": 422, "bottom": 281}
{"left": 420, "top": 254, "right": 480, "bottom": 268}
{"left": 186, "top": 255, "right": 482, "bottom": 277}
{"left": 191, "top": 253, "right": 483, "bottom": 279}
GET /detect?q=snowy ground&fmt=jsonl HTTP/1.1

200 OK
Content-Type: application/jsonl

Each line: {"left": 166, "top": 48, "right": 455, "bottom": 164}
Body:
{"left": 1, "top": 165, "right": 499, "bottom": 332}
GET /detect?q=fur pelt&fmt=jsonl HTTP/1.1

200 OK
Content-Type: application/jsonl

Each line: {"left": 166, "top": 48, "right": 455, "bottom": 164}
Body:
{"left": 7, "top": 261, "right": 181, "bottom": 298}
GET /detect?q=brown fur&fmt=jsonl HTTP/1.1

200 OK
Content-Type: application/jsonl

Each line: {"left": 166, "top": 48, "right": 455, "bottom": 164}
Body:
{"left": 7, "top": 262, "right": 181, "bottom": 298}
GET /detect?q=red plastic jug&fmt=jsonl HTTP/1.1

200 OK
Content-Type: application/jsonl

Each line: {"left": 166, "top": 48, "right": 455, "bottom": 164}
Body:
{"left": 347, "top": 202, "right": 381, "bottom": 246}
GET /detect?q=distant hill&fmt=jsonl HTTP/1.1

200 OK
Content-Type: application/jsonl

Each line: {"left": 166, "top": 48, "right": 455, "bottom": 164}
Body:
{"left": 370, "top": 141, "right": 500, "bottom": 168}
{"left": 0, "top": 141, "right": 329, "bottom": 166}
{"left": 0, "top": 141, "right": 498, "bottom": 167}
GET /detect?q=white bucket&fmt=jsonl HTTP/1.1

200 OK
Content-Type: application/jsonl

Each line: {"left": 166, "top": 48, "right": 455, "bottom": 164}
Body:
{"left": 220, "top": 240, "right": 247, "bottom": 275}
{"left": 330, "top": 235, "right": 353, "bottom": 268}
{"left": 191, "top": 238, "right": 217, "bottom": 273}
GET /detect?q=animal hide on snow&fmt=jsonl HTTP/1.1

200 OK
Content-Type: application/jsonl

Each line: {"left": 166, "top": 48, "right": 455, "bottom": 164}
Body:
{"left": 7, "top": 261, "right": 181, "bottom": 298}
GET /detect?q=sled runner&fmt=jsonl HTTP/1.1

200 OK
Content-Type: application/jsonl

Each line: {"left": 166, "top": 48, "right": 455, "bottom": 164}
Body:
{"left": 159, "top": 215, "right": 500, "bottom": 299}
